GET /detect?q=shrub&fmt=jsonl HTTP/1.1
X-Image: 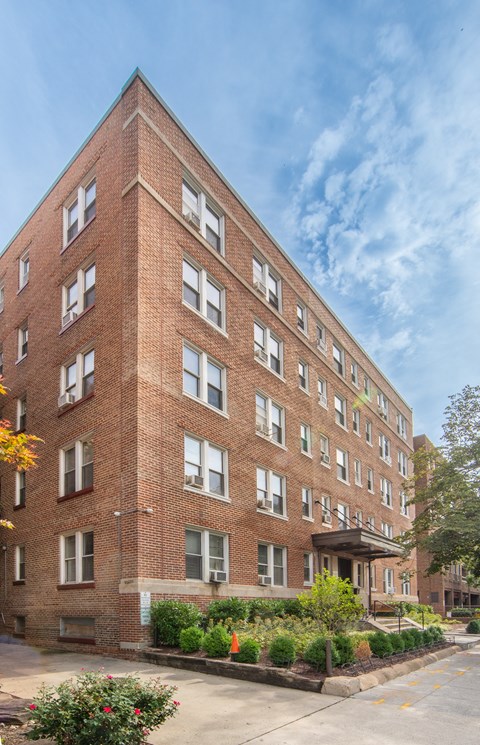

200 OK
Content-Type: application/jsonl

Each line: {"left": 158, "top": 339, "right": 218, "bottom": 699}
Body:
{"left": 26, "top": 670, "right": 179, "bottom": 745}
{"left": 368, "top": 632, "right": 394, "bottom": 658}
{"left": 297, "top": 570, "right": 364, "bottom": 633}
{"left": 268, "top": 635, "right": 297, "bottom": 667}
{"left": 282, "top": 598, "right": 307, "bottom": 618}
{"left": 332, "top": 634, "right": 355, "bottom": 665}
{"left": 202, "top": 624, "right": 231, "bottom": 658}
{"left": 422, "top": 629, "right": 434, "bottom": 646}
{"left": 409, "top": 628, "right": 424, "bottom": 648}
{"left": 247, "top": 598, "right": 286, "bottom": 621}
{"left": 236, "top": 638, "right": 261, "bottom": 664}
{"left": 451, "top": 607, "right": 474, "bottom": 617}
{"left": 354, "top": 640, "right": 372, "bottom": 661}
{"left": 151, "top": 600, "right": 203, "bottom": 646}
{"left": 303, "top": 636, "right": 340, "bottom": 671}
{"left": 179, "top": 626, "right": 204, "bottom": 653}
{"left": 400, "top": 630, "right": 415, "bottom": 650}
{"left": 466, "top": 619, "right": 480, "bottom": 634}
{"left": 206, "top": 598, "right": 249, "bottom": 626}
{"left": 427, "top": 625, "right": 444, "bottom": 642}
{"left": 389, "top": 634, "right": 405, "bottom": 654}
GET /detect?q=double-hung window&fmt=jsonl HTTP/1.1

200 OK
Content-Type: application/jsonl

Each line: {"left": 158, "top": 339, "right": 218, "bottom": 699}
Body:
{"left": 185, "top": 528, "right": 228, "bottom": 582}
{"left": 354, "top": 459, "right": 362, "bottom": 486}
{"left": 377, "top": 391, "right": 389, "bottom": 419}
{"left": 17, "top": 397, "right": 26, "bottom": 431}
{"left": 298, "top": 360, "right": 309, "bottom": 392}
{"left": 60, "top": 349, "right": 95, "bottom": 403}
{"left": 367, "top": 468, "right": 374, "bottom": 493}
{"left": 62, "top": 262, "right": 96, "bottom": 326}
{"left": 17, "top": 323, "right": 28, "bottom": 361}
{"left": 252, "top": 255, "right": 281, "bottom": 310}
{"left": 317, "top": 377, "right": 327, "bottom": 407}
{"left": 0, "top": 281, "right": 4, "bottom": 313}
{"left": 300, "top": 423, "right": 311, "bottom": 455}
{"left": 182, "top": 258, "right": 225, "bottom": 330}
{"left": 379, "top": 433, "right": 391, "bottom": 464}
{"left": 182, "top": 179, "right": 223, "bottom": 253}
{"left": 380, "top": 477, "right": 392, "bottom": 507}
{"left": 381, "top": 522, "right": 393, "bottom": 539}
{"left": 183, "top": 343, "right": 226, "bottom": 412}
{"left": 316, "top": 323, "right": 326, "bottom": 352}
{"left": 60, "top": 530, "right": 94, "bottom": 584}
{"left": 320, "top": 435, "right": 330, "bottom": 465}
{"left": 258, "top": 543, "right": 286, "bottom": 586}
{"left": 15, "top": 545, "right": 25, "bottom": 581}
{"left": 336, "top": 448, "right": 349, "bottom": 483}
{"left": 366, "top": 516, "right": 375, "bottom": 532}
{"left": 0, "top": 348, "right": 4, "bottom": 376}
{"left": 400, "top": 490, "right": 409, "bottom": 516}
{"left": 397, "top": 412, "right": 408, "bottom": 440}
{"left": 398, "top": 450, "right": 408, "bottom": 477}
{"left": 352, "top": 407, "right": 360, "bottom": 434}
{"left": 365, "top": 419, "right": 372, "bottom": 445}
{"left": 334, "top": 394, "right": 346, "bottom": 427}
{"left": 254, "top": 321, "right": 282, "bottom": 375}
{"left": 296, "top": 302, "right": 307, "bottom": 333}
{"left": 302, "top": 486, "right": 313, "bottom": 519}
{"left": 304, "top": 553, "right": 314, "bottom": 584}
{"left": 351, "top": 362, "right": 359, "bottom": 387}
{"left": 401, "top": 572, "right": 411, "bottom": 595}
{"left": 321, "top": 495, "right": 332, "bottom": 524}
{"left": 256, "top": 467, "right": 285, "bottom": 516}
{"left": 364, "top": 375, "right": 371, "bottom": 399}
{"left": 332, "top": 341, "right": 345, "bottom": 376}
{"left": 61, "top": 438, "right": 94, "bottom": 496}
{"left": 15, "top": 471, "right": 26, "bottom": 507}
{"left": 337, "top": 503, "right": 349, "bottom": 530}
{"left": 64, "top": 176, "right": 96, "bottom": 245}
{"left": 184, "top": 434, "right": 227, "bottom": 497}
{"left": 255, "top": 392, "right": 284, "bottom": 444}
{"left": 355, "top": 510, "right": 363, "bottom": 528}
{"left": 19, "top": 251, "right": 29, "bottom": 290}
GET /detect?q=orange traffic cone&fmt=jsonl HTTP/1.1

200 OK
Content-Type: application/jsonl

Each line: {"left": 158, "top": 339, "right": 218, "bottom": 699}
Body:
{"left": 230, "top": 632, "right": 240, "bottom": 657}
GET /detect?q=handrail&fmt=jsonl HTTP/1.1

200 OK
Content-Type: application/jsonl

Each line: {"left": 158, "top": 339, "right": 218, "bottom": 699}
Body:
{"left": 372, "top": 600, "right": 404, "bottom": 633}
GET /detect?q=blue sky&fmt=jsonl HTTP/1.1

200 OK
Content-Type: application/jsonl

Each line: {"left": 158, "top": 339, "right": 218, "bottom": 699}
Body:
{"left": 1, "top": 0, "right": 479, "bottom": 444}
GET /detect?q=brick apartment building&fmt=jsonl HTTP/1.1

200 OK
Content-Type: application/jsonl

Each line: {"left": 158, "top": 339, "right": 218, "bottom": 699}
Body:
{"left": 0, "top": 70, "right": 416, "bottom": 651}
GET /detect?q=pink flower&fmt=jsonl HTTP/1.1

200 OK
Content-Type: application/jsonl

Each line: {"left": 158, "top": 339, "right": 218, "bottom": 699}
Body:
{"left": 103, "top": 707, "right": 112, "bottom": 713}
{"left": 173, "top": 700, "right": 181, "bottom": 707}
{"left": 106, "top": 675, "right": 113, "bottom": 680}
{"left": 134, "top": 708, "right": 141, "bottom": 715}
{"left": 29, "top": 704, "right": 37, "bottom": 711}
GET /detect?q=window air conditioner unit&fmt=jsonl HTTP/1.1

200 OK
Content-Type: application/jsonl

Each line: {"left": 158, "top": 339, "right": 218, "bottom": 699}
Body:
{"left": 388, "top": 586, "right": 396, "bottom": 594}
{"left": 183, "top": 211, "right": 200, "bottom": 230}
{"left": 185, "top": 475, "right": 204, "bottom": 488}
{"left": 318, "top": 393, "right": 327, "bottom": 407}
{"left": 385, "top": 455, "right": 392, "bottom": 466}
{"left": 258, "top": 574, "right": 272, "bottom": 586}
{"left": 378, "top": 407, "right": 387, "bottom": 419}
{"left": 322, "top": 512, "right": 332, "bottom": 524}
{"left": 257, "top": 498, "right": 273, "bottom": 511}
{"left": 253, "top": 280, "right": 267, "bottom": 295}
{"left": 58, "top": 393, "right": 75, "bottom": 408}
{"left": 321, "top": 453, "right": 330, "bottom": 464}
{"left": 209, "top": 570, "right": 227, "bottom": 583}
{"left": 256, "top": 422, "right": 270, "bottom": 436}
{"left": 254, "top": 348, "right": 268, "bottom": 363}
{"left": 317, "top": 339, "right": 326, "bottom": 352}
{"left": 62, "top": 310, "right": 78, "bottom": 327}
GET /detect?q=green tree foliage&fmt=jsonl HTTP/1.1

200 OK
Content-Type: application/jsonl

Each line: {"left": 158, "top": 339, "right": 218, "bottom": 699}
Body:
{"left": 297, "top": 570, "right": 364, "bottom": 633}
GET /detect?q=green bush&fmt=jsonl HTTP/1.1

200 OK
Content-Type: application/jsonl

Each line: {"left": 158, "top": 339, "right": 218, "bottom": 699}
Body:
{"left": 409, "top": 628, "right": 424, "bottom": 648}
{"left": 400, "top": 630, "right": 415, "bottom": 650}
{"left": 332, "top": 634, "right": 355, "bottom": 665}
{"left": 422, "top": 629, "right": 434, "bottom": 646}
{"left": 390, "top": 634, "right": 405, "bottom": 654}
{"left": 303, "top": 636, "right": 340, "bottom": 671}
{"left": 247, "top": 598, "right": 286, "bottom": 621}
{"left": 236, "top": 638, "right": 261, "bottom": 664}
{"left": 151, "top": 600, "right": 203, "bottom": 646}
{"left": 179, "top": 626, "right": 204, "bottom": 653}
{"left": 202, "top": 624, "right": 231, "bottom": 658}
{"left": 268, "top": 635, "right": 297, "bottom": 667}
{"left": 451, "top": 607, "right": 474, "bottom": 617}
{"left": 368, "top": 632, "right": 394, "bottom": 658}
{"left": 26, "top": 670, "right": 179, "bottom": 745}
{"left": 282, "top": 598, "right": 307, "bottom": 618}
{"left": 466, "top": 619, "right": 480, "bottom": 634}
{"left": 206, "top": 598, "right": 249, "bottom": 627}
{"left": 427, "top": 625, "right": 444, "bottom": 642}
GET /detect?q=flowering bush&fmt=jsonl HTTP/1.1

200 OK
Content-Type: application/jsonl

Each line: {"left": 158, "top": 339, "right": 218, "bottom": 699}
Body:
{"left": 26, "top": 670, "right": 179, "bottom": 745}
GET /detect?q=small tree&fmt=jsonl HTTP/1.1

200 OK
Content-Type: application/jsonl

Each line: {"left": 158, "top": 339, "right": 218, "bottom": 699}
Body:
{"left": 297, "top": 569, "right": 364, "bottom": 634}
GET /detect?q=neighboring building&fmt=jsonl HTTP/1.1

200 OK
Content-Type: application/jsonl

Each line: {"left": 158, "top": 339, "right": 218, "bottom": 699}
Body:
{"left": 0, "top": 70, "right": 416, "bottom": 651}
{"left": 414, "top": 434, "right": 479, "bottom": 615}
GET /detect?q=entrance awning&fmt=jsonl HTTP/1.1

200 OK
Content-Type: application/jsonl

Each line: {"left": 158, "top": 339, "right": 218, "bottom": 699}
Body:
{"left": 311, "top": 528, "right": 405, "bottom": 560}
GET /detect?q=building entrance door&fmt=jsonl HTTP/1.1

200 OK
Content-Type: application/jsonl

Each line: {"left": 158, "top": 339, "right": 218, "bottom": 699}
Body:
{"left": 338, "top": 557, "right": 352, "bottom": 582}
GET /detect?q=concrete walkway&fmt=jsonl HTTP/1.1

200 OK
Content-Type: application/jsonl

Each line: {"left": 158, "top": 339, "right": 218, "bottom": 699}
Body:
{"left": 0, "top": 642, "right": 479, "bottom": 744}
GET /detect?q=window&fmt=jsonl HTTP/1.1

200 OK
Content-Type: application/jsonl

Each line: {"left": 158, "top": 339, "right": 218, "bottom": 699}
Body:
{"left": 351, "top": 362, "right": 359, "bottom": 387}
{"left": 352, "top": 407, "right": 360, "bottom": 434}
{"left": 182, "top": 258, "right": 225, "bottom": 329}
{"left": 60, "top": 530, "right": 94, "bottom": 584}
{"left": 61, "top": 438, "right": 94, "bottom": 496}
{"left": 255, "top": 392, "right": 284, "bottom": 445}
{"left": 316, "top": 323, "right": 326, "bottom": 352}
{"left": 382, "top": 522, "right": 393, "bottom": 539}
{"left": 304, "top": 553, "right": 314, "bottom": 584}
{"left": 398, "top": 450, "right": 408, "bottom": 477}
{"left": 298, "top": 360, "right": 309, "bottom": 392}
{"left": 354, "top": 459, "right": 362, "bottom": 486}
{"left": 320, "top": 435, "right": 330, "bottom": 465}
{"left": 321, "top": 495, "right": 332, "bottom": 524}
{"left": 401, "top": 572, "right": 411, "bottom": 595}
{"left": 355, "top": 510, "right": 363, "bottom": 528}
{"left": 60, "top": 617, "right": 95, "bottom": 640}
{"left": 16, "top": 397, "right": 26, "bottom": 431}
{"left": 365, "top": 419, "right": 372, "bottom": 445}
{"left": 0, "top": 347, "right": 3, "bottom": 376}
{"left": 258, "top": 543, "right": 286, "bottom": 586}
{"left": 253, "top": 255, "right": 281, "bottom": 310}
{"left": 377, "top": 390, "right": 389, "bottom": 419}
{"left": 383, "top": 568, "right": 394, "bottom": 594}
{"left": 397, "top": 412, "right": 408, "bottom": 440}
{"left": 367, "top": 468, "right": 374, "bottom": 493}
{"left": 15, "top": 471, "right": 26, "bottom": 507}
{"left": 184, "top": 434, "right": 227, "bottom": 497}
{"left": 64, "top": 176, "right": 96, "bottom": 245}
{"left": 0, "top": 281, "right": 4, "bottom": 312}
{"left": 19, "top": 251, "right": 29, "bottom": 290}
{"left": 400, "top": 490, "right": 409, "bottom": 517}
{"left": 300, "top": 423, "right": 311, "bottom": 455}
{"left": 355, "top": 562, "right": 364, "bottom": 588}
{"left": 62, "top": 262, "right": 95, "bottom": 326}
{"left": 17, "top": 323, "right": 28, "bottom": 360}
{"left": 337, "top": 503, "right": 349, "bottom": 530}
{"left": 336, "top": 448, "right": 349, "bottom": 483}
{"left": 380, "top": 477, "right": 392, "bottom": 507}
{"left": 185, "top": 528, "right": 228, "bottom": 582}
{"left": 60, "top": 349, "right": 95, "bottom": 402}
{"left": 302, "top": 487, "right": 312, "bottom": 519}
{"left": 15, "top": 545, "right": 25, "bottom": 581}
{"left": 334, "top": 394, "right": 346, "bottom": 427}
{"left": 296, "top": 302, "right": 307, "bottom": 333}
{"left": 14, "top": 616, "right": 26, "bottom": 635}
{"left": 364, "top": 375, "right": 371, "bottom": 399}
{"left": 366, "top": 516, "right": 375, "bottom": 532}
{"left": 317, "top": 377, "right": 327, "bottom": 407}
{"left": 183, "top": 343, "right": 226, "bottom": 412}
{"left": 254, "top": 321, "right": 283, "bottom": 375}
{"left": 256, "top": 467, "right": 285, "bottom": 516}
{"left": 182, "top": 179, "right": 223, "bottom": 253}
{"left": 332, "top": 341, "right": 344, "bottom": 376}
{"left": 379, "top": 434, "right": 391, "bottom": 464}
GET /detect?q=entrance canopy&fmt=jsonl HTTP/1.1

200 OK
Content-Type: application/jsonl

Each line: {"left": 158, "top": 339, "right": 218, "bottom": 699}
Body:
{"left": 312, "top": 528, "right": 405, "bottom": 560}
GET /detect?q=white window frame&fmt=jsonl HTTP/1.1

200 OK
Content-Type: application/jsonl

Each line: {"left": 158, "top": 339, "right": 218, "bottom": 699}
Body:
{"left": 62, "top": 261, "right": 96, "bottom": 326}
{"left": 334, "top": 394, "right": 346, "bottom": 428}
{"left": 336, "top": 448, "right": 349, "bottom": 484}
{"left": 60, "top": 348, "right": 95, "bottom": 403}
{"left": 302, "top": 486, "right": 313, "bottom": 520}
{"left": 15, "top": 545, "right": 25, "bottom": 581}
{"left": 60, "top": 436, "right": 94, "bottom": 497}
{"left": 300, "top": 423, "right": 312, "bottom": 456}
{"left": 258, "top": 543, "right": 286, "bottom": 586}
{"left": 380, "top": 477, "right": 393, "bottom": 508}
{"left": 59, "top": 530, "right": 94, "bottom": 584}
{"left": 337, "top": 502, "right": 350, "bottom": 530}
{"left": 367, "top": 516, "right": 375, "bottom": 532}
{"left": 296, "top": 301, "right": 307, "bottom": 334}
{"left": 367, "top": 467, "right": 374, "bottom": 493}
{"left": 354, "top": 459, "right": 362, "bottom": 486}
{"left": 182, "top": 256, "right": 225, "bottom": 331}
{"left": 17, "top": 323, "right": 28, "bottom": 361}
{"left": 253, "top": 254, "right": 281, "bottom": 311}
{"left": 63, "top": 174, "right": 96, "bottom": 246}
{"left": 254, "top": 320, "right": 283, "bottom": 377}
{"left": 182, "top": 178, "right": 224, "bottom": 254}
{"left": 379, "top": 433, "right": 391, "bottom": 464}
{"left": 320, "top": 435, "right": 330, "bottom": 466}
{"left": 16, "top": 396, "right": 26, "bottom": 431}
{"left": 397, "top": 412, "right": 408, "bottom": 440}
{"left": 0, "top": 281, "right": 4, "bottom": 313}
{"left": 19, "top": 251, "right": 29, "bottom": 290}
{"left": 316, "top": 323, "right": 327, "bottom": 353}
{"left": 317, "top": 377, "right": 327, "bottom": 407}
{"left": 321, "top": 494, "right": 332, "bottom": 524}
{"left": 351, "top": 361, "right": 359, "bottom": 387}
{"left": 332, "top": 341, "right": 345, "bottom": 377}
{"left": 355, "top": 510, "right": 363, "bottom": 528}
{"left": 381, "top": 522, "right": 393, "bottom": 539}
{"left": 352, "top": 407, "right": 360, "bottom": 435}
{"left": 364, "top": 375, "right": 371, "bottom": 400}
{"left": 184, "top": 433, "right": 228, "bottom": 499}
{"left": 256, "top": 467, "right": 286, "bottom": 517}
{"left": 183, "top": 342, "right": 226, "bottom": 414}
{"left": 355, "top": 562, "right": 364, "bottom": 588}
{"left": 398, "top": 450, "right": 408, "bottom": 477}
{"left": 185, "top": 527, "right": 229, "bottom": 582}
{"left": 377, "top": 390, "right": 389, "bottom": 419}
{"left": 304, "top": 552, "right": 314, "bottom": 585}
{"left": 365, "top": 419, "right": 372, "bottom": 445}
{"left": 401, "top": 572, "right": 411, "bottom": 595}
{"left": 383, "top": 568, "right": 394, "bottom": 594}
{"left": 298, "top": 359, "right": 309, "bottom": 392}
{"left": 255, "top": 391, "right": 285, "bottom": 446}
{"left": 15, "top": 471, "right": 26, "bottom": 507}
{"left": 400, "top": 490, "right": 409, "bottom": 517}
